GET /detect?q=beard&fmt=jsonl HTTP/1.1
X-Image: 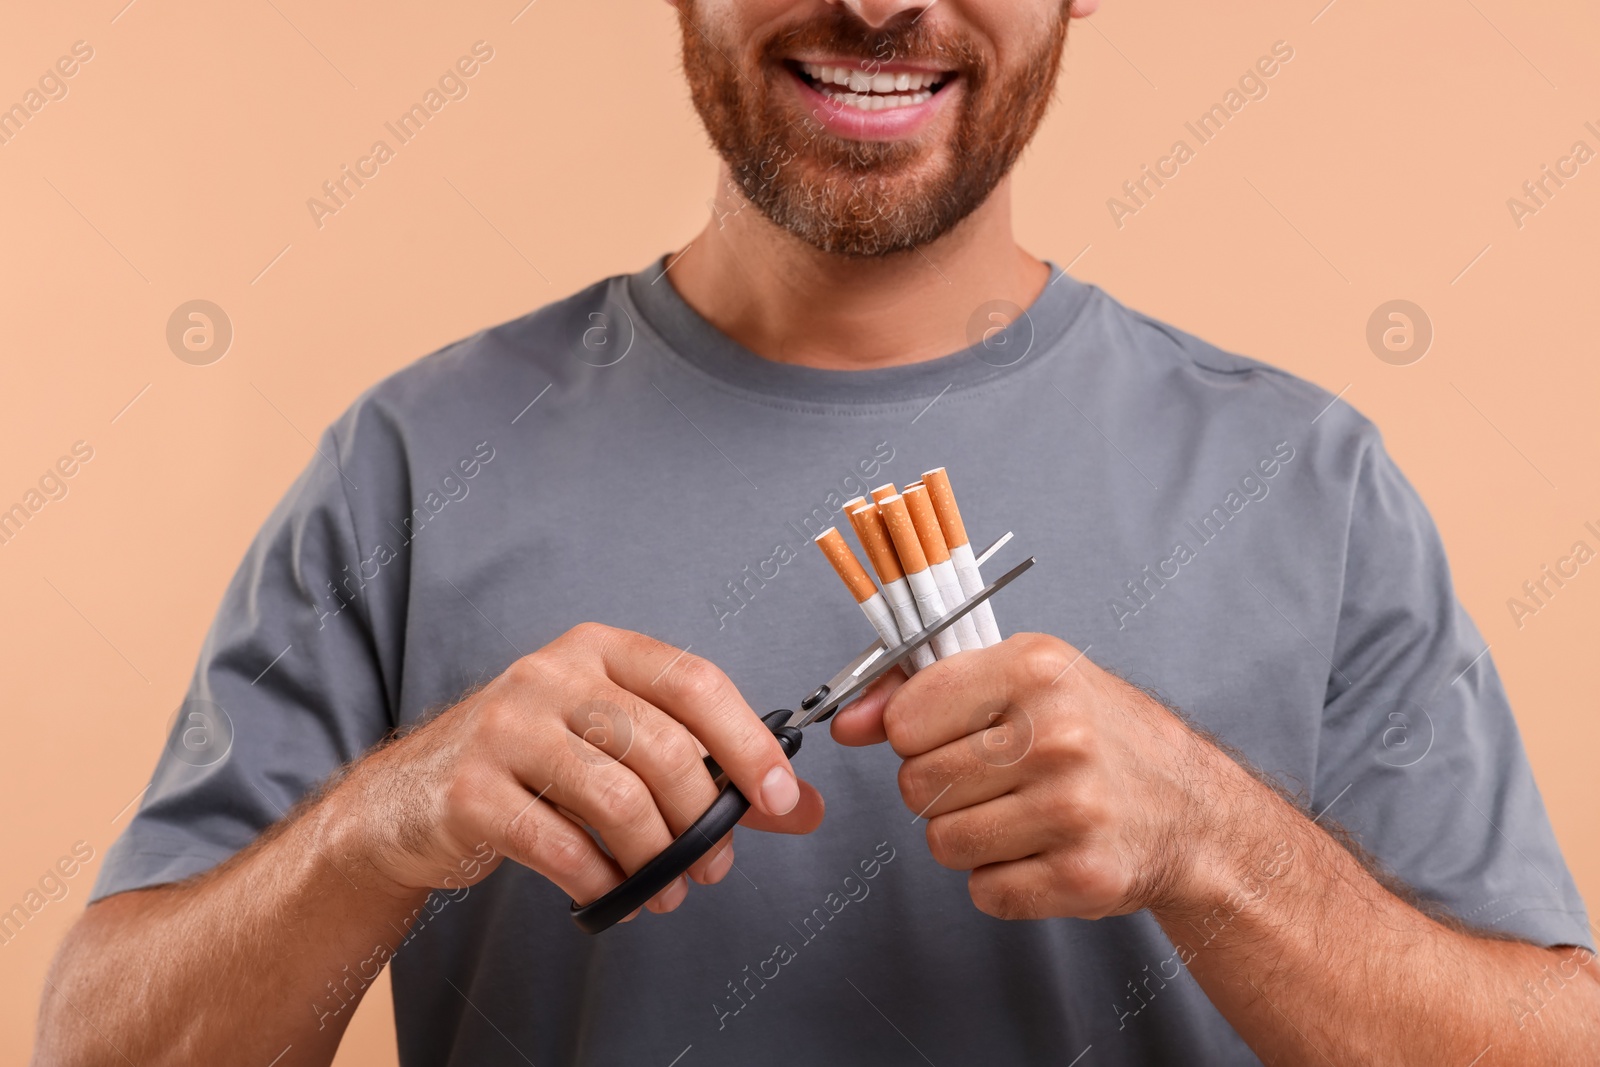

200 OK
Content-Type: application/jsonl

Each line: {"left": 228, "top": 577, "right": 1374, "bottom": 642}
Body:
{"left": 677, "top": 2, "right": 1071, "bottom": 258}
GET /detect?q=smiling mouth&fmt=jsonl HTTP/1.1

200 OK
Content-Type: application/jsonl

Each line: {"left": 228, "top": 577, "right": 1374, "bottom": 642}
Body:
{"left": 789, "top": 60, "right": 954, "bottom": 111}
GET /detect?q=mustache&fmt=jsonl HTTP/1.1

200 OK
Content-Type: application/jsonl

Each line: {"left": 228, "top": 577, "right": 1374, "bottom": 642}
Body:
{"left": 761, "top": 9, "right": 988, "bottom": 80}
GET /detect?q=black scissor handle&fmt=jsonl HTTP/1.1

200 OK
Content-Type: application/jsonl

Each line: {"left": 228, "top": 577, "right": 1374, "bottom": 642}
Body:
{"left": 569, "top": 709, "right": 803, "bottom": 934}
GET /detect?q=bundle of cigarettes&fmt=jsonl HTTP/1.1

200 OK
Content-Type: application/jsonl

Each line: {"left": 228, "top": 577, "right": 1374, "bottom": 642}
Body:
{"left": 813, "top": 468, "right": 1004, "bottom": 673}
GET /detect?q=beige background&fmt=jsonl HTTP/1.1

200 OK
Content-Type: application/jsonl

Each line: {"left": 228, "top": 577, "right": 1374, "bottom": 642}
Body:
{"left": 3, "top": 0, "right": 1597, "bottom": 1062}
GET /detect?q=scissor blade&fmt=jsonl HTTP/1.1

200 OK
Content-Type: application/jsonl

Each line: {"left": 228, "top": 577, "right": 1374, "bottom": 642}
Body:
{"left": 792, "top": 555, "right": 1035, "bottom": 728}
{"left": 821, "top": 639, "right": 890, "bottom": 695}
{"left": 973, "top": 531, "right": 1013, "bottom": 568}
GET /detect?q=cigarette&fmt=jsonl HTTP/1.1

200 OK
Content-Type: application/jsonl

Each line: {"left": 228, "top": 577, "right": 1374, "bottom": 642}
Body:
{"left": 903, "top": 485, "right": 982, "bottom": 652}
{"left": 870, "top": 483, "right": 898, "bottom": 504}
{"left": 878, "top": 494, "right": 962, "bottom": 661}
{"left": 921, "top": 467, "right": 1002, "bottom": 646}
{"left": 813, "top": 527, "right": 903, "bottom": 652}
{"left": 849, "top": 503, "right": 934, "bottom": 672}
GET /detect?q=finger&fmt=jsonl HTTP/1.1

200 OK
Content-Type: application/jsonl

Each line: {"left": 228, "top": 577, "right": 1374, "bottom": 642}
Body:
{"left": 967, "top": 857, "right": 1056, "bottom": 921}
{"left": 573, "top": 684, "right": 729, "bottom": 885}
{"left": 738, "top": 777, "right": 824, "bottom": 834}
{"left": 511, "top": 719, "right": 681, "bottom": 896}
{"left": 897, "top": 725, "right": 1031, "bottom": 819}
{"left": 923, "top": 794, "right": 1053, "bottom": 872}
{"left": 694, "top": 832, "right": 735, "bottom": 886}
{"left": 829, "top": 667, "right": 908, "bottom": 748}
{"left": 590, "top": 628, "right": 802, "bottom": 819}
{"left": 473, "top": 775, "right": 624, "bottom": 907}
{"left": 883, "top": 636, "right": 1071, "bottom": 758}
{"left": 966, "top": 853, "right": 1129, "bottom": 921}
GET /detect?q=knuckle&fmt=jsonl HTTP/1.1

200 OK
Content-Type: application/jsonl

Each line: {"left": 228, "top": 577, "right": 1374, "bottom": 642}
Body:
{"left": 1038, "top": 718, "right": 1091, "bottom": 763}
{"left": 506, "top": 654, "right": 543, "bottom": 686}
{"left": 510, "top": 647, "right": 567, "bottom": 690}
{"left": 667, "top": 655, "right": 727, "bottom": 708}
{"left": 651, "top": 720, "right": 701, "bottom": 769}
{"left": 925, "top": 813, "right": 989, "bottom": 870}
{"left": 924, "top": 818, "right": 958, "bottom": 868}
{"left": 567, "top": 621, "right": 610, "bottom": 645}
{"left": 1015, "top": 634, "right": 1070, "bottom": 686}
{"left": 566, "top": 693, "right": 631, "bottom": 747}
{"left": 531, "top": 820, "right": 595, "bottom": 881}
{"left": 723, "top": 719, "right": 776, "bottom": 770}
{"left": 649, "top": 723, "right": 709, "bottom": 791}
{"left": 969, "top": 871, "right": 1042, "bottom": 921}
{"left": 898, "top": 752, "right": 967, "bottom": 811}
{"left": 882, "top": 698, "right": 918, "bottom": 755}
{"left": 593, "top": 772, "right": 654, "bottom": 830}
{"left": 896, "top": 759, "right": 939, "bottom": 815}
{"left": 475, "top": 696, "right": 520, "bottom": 739}
{"left": 1053, "top": 849, "right": 1128, "bottom": 917}
{"left": 896, "top": 760, "right": 924, "bottom": 810}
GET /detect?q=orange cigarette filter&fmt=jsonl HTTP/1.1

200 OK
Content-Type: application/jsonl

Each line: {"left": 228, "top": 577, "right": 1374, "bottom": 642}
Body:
{"left": 843, "top": 496, "right": 866, "bottom": 515}
{"left": 902, "top": 485, "right": 951, "bottom": 565}
{"left": 920, "top": 467, "right": 969, "bottom": 548}
{"left": 869, "top": 483, "right": 898, "bottom": 504}
{"left": 878, "top": 494, "right": 929, "bottom": 574}
{"left": 850, "top": 503, "right": 905, "bottom": 584}
{"left": 814, "top": 527, "right": 878, "bottom": 604}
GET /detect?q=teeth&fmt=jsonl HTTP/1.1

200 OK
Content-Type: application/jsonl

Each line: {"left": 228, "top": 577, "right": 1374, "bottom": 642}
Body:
{"left": 815, "top": 88, "right": 934, "bottom": 111}
{"left": 799, "top": 62, "right": 946, "bottom": 93}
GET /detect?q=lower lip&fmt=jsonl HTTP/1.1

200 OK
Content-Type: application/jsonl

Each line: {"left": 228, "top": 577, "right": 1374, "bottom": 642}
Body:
{"left": 786, "top": 65, "right": 957, "bottom": 141}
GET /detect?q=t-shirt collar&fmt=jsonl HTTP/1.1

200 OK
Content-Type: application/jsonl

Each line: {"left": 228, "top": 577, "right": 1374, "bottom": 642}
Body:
{"left": 623, "top": 253, "right": 1094, "bottom": 407}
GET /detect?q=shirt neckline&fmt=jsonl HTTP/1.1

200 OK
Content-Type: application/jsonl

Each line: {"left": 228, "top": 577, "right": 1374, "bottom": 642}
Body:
{"left": 622, "top": 254, "right": 1094, "bottom": 408}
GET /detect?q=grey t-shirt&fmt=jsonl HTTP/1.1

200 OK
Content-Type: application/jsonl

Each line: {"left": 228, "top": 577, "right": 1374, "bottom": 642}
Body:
{"left": 95, "top": 258, "right": 1592, "bottom": 1065}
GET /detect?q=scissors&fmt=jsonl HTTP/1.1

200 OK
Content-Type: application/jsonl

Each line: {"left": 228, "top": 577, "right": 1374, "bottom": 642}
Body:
{"left": 570, "top": 545, "right": 1035, "bottom": 934}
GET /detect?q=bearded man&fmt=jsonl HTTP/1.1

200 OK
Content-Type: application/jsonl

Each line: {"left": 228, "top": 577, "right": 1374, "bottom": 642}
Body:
{"left": 36, "top": 1, "right": 1598, "bottom": 1064}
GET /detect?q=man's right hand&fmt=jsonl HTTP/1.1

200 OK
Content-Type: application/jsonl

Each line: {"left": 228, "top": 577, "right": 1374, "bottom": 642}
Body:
{"left": 336, "top": 622, "right": 825, "bottom": 917}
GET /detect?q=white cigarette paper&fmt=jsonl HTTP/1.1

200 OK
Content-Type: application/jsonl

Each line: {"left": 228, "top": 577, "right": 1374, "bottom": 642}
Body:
{"left": 948, "top": 542, "right": 1002, "bottom": 646}
{"left": 879, "top": 495, "right": 961, "bottom": 661}
{"left": 929, "top": 559, "right": 979, "bottom": 649}
{"left": 923, "top": 467, "right": 1002, "bottom": 647}
{"left": 849, "top": 503, "right": 933, "bottom": 672}
{"left": 903, "top": 568, "right": 961, "bottom": 659}
{"left": 880, "top": 578, "right": 933, "bottom": 669}
{"left": 857, "top": 590, "right": 902, "bottom": 651}
{"left": 904, "top": 485, "right": 982, "bottom": 652}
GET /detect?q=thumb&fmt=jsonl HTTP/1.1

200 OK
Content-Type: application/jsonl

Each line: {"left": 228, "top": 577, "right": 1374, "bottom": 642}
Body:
{"left": 829, "top": 667, "right": 907, "bottom": 747}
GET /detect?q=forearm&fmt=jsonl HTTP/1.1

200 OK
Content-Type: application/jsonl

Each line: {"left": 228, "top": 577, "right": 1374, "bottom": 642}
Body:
{"left": 1154, "top": 742, "right": 1600, "bottom": 1065}
{"left": 35, "top": 784, "right": 427, "bottom": 1067}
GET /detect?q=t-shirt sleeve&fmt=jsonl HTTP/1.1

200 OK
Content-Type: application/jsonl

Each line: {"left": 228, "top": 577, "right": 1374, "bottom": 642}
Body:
{"left": 91, "top": 418, "right": 398, "bottom": 902}
{"left": 1312, "top": 433, "right": 1592, "bottom": 950}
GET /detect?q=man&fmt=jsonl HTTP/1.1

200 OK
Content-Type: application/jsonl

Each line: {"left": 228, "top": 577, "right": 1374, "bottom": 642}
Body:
{"left": 36, "top": 0, "right": 1598, "bottom": 1063}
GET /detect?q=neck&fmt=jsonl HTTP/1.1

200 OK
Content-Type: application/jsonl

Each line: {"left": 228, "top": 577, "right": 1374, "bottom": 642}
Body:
{"left": 665, "top": 166, "right": 1050, "bottom": 372}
